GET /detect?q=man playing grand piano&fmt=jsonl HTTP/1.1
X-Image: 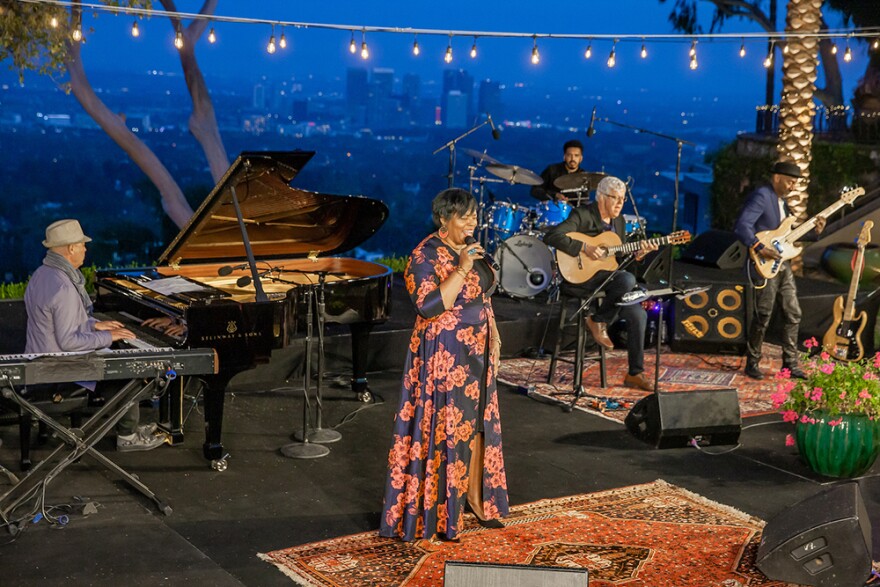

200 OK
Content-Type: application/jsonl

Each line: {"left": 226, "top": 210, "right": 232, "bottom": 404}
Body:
{"left": 24, "top": 219, "right": 165, "bottom": 452}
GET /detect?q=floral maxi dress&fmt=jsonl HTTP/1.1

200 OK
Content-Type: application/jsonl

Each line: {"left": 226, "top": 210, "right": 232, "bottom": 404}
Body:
{"left": 379, "top": 235, "right": 509, "bottom": 541}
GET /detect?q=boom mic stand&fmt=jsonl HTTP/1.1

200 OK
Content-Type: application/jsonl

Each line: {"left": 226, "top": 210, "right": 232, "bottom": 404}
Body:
{"left": 594, "top": 115, "right": 694, "bottom": 285}
{"left": 433, "top": 120, "right": 492, "bottom": 189}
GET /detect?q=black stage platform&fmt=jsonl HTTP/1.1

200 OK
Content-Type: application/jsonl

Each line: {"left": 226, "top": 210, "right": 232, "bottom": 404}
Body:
{"left": 1, "top": 268, "right": 878, "bottom": 586}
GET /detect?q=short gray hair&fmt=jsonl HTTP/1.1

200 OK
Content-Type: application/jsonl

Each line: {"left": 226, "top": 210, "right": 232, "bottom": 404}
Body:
{"left": 596, "top": 176, "right": 626, "bottom": 197}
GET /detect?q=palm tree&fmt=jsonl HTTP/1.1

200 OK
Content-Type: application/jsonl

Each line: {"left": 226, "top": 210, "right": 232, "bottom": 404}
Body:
{"left": 777, "top": 0, "right": 823, "bottom": 230}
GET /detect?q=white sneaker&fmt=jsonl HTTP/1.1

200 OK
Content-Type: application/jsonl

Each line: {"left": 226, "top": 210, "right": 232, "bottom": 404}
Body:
{"left": 135, "top": 422, "right": 159, "bottom": 436}
{"left": 117, "top": 429, "right": 165, "bottom": 452}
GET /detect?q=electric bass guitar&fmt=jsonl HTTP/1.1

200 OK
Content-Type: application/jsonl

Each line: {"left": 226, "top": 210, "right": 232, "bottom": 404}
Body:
{"left": 749, "top": 186, "right": 864, "bottom": 279}
{"left": 822, "top": 220, "right": 873, "bottom": 362}
{"left": 556, "top": 230, "right": 692, "bottom": 284}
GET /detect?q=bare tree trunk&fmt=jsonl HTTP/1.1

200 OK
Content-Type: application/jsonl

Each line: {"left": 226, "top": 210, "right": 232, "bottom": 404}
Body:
{"left": 162, "top": 0, "right": 229, "bottom": 183}
{"left": 65, "top": 41, "right": 194, "bottom": 228}
{"left": 778, "top": 0, "right": 823, "bottom": 272}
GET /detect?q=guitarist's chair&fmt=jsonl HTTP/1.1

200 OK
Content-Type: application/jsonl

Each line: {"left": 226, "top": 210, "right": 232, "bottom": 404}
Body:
{"left": 547, "top": 294, "right": 608, "bottom": 391}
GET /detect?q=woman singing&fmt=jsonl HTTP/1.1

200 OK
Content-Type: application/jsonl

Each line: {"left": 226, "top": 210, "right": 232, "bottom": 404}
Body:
{"left": 379, "top": 188, "right": 509, "bottom": 542}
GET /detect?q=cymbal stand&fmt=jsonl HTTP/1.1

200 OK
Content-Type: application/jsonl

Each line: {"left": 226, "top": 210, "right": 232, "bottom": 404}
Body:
{"left": 281, "top": 283, "right": 330, "bottom": 459}
{"left": 623, "top": 179, "right": 647, "bottom": 241}
{"left": 293, "top": 272, "right": 341, "bottom": 444}
{"left": 432, "top": 120, "right": 491, "bottom": 188}
{"left": 468, "top": 169, "right": 504, "bottom": 250}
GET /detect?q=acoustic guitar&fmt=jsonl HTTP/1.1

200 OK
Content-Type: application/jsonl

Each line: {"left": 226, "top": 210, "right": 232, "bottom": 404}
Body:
{"left": 749, "top": 186, "right": 864, "bottom": 280}
{"left": 822, "top": 220, "right": 873, "bottom": 362}
{"left": 556, "top": 230, "right": 691, "bottom": 284}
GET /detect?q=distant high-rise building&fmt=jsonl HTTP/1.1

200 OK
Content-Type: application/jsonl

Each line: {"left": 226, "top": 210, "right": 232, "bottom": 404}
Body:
{"left": 346, "top": 67, "right": 369, "bottom": 127}
{"left": 252, "top": 84, "right": 266, "bottom": 110}
{"left": 478, "top": 79, "right": 503, "bottom": 120}
{"left": 445, "top": 90, "right": 468, "bottom": 129}
{"left": 441, "top": 69, "right": 474, "bottom": 127}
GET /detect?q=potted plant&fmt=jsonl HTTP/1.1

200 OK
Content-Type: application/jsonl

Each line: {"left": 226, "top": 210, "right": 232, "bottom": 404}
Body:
{"left": 773, "top": 338, "right": 880, "bottom": 477}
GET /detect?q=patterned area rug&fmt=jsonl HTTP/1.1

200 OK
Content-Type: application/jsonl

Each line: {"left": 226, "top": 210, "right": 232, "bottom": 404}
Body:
{"left": 498, "top": 345, "right": 785, "bottom": 424}
{"left": 259, "top": 480, "right": 799, "bottom": 586}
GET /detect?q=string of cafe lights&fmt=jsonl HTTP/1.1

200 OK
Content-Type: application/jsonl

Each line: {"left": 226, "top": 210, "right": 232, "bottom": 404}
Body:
{"left": 22, "top": 0, "right": 880, "bottom": 71}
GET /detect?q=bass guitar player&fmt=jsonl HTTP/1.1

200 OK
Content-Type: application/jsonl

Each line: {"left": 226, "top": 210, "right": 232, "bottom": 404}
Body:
{"left": 734, "top": 161, "right": 826, "bottom": 381}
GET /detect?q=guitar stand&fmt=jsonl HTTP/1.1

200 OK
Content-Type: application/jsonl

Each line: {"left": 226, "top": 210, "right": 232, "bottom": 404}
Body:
{"left": 0, "top": 373, "right": 175, "bottom": 526}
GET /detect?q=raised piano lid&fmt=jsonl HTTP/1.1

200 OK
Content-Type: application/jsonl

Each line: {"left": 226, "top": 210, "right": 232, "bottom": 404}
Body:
{"left": 158, "top": 151, "right": 389, "bottom": 266}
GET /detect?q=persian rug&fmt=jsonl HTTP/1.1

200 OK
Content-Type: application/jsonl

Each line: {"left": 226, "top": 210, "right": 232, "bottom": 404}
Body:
{"left": 498, "top": 345, "right": 785, "bottom": 424}
{"left": 259, "top": 480, "right": 800, "bottom": 587}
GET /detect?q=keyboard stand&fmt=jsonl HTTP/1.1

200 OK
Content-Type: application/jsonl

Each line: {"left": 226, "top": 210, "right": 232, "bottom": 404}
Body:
{"left": 0, "top": 375, "right": 174, "bottom": 527}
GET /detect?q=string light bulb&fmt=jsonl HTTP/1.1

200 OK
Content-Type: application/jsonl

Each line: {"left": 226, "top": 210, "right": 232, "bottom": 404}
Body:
{"left": 349, "top": 31, "right": 357, "bottom": 54}
{"left": 360, "top": 30, "right": 369, "bottom": 60}
{"left": 412, "top": 35, "right": 420, "bottom": 56}
{"left": 607, "top": 39, "right": 617, "bottom": 68}
{"left": 531, "top": 36, "right": 540, "bottom": 65}
{"left": 72, "top": 24, "right": 83, "bottom": 42}
{"left": 844, "top": 43, "right": 852, "bottom": 63}
{"left": 174, "top": 27, "right": 184, "bottom": 50}
{"left": 689, "top": 54, "right": 698, "bottom": 70}
{"left": 279, "top": 28, "right": 287, "bottom": 50}
{"left": 763, "top": 41, "right": 774, "bottom": 68}
{"left": 830, "top": 43, "right": 838, "bottom": 55}
{"left": 130, "top": 21, "right": 140, "bottom": 38}
{"left": 739, "top": 39, "right": 746, "bottom": 58}
{"left": 267, "top": 29, "right": 276, "bottom": 54}
{"left": 689, "top": 39, "right": 697, "bottom": 57}
{"left": 445, "top": 36, "right": 453, "bottom": 63}
{"left": 873, "top": 38, "right": 879, "bottom": 51}
{"left": 50, "top": 15, "right": 58, "bottom": 28}
{"left": 470, "top": 37, "right": 477, "bottom": 59}
{"left": 208, "top": 27, "right": 216, "bottom": 44}
{"left": 584, "top": 40, "right": 592, "bottom": 59}
{"left": 640, "top": 43, "right": 647, "bottom": 59}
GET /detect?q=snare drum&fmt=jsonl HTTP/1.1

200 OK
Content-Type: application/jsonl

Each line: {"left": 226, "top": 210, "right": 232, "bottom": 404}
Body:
{"left": 535, "top": 200, "right": 572, "bottom": 229}
{"left": 495, "top": 234, "right": 555, "bottom": 298}
{"left": 489, "top": 202, "right": 527, "bottom": 241}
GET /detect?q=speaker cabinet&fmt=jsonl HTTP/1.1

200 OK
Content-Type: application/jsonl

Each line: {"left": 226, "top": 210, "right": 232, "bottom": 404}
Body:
{"left": 624, "top": 389, "right": 741, "bottom": 449}
{"left": 680, "top": 230, "right": 747, "bottom": 270}
{"left": 756, "top": 483, "right": 872, "bottom": 587}
{"left": 671, "top": 283, "right": 749, "bottom": 355}
{"left": 444, "top": 561, "right": 588, "bottom": 587}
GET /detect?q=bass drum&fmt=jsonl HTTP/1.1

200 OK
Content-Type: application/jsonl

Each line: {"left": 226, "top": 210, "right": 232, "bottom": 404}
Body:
{"left": 496, "top": 234, "right": 555, "bottom": 298}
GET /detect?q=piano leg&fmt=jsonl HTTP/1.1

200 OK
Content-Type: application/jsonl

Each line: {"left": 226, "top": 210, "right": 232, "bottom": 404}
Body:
{"left": 159, "top": 377, "right": 186, "bottom": 445}
{"left": 202, "top": 374, "right": 230, "bottom": 469}
{"left": 349, "top": 323, "right": 374, "bottom": 402}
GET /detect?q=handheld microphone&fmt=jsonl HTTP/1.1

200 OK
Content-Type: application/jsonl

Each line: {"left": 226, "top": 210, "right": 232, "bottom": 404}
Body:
{"left": 487, "top": 113, "right": 501, "bottom": 140}
{"left": 464, "top": 236, "right": 500, "bottom": 271}
{"left": 218, "top": 263, "right": 249, "bottom": 276}
{"left": 586, "top": 106, "right": 597, "bottom": 137}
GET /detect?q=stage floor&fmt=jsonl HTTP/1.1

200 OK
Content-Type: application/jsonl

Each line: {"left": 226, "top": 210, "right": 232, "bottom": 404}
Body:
{"left": 1, "top": 272, "right": 877, "bottom": 586}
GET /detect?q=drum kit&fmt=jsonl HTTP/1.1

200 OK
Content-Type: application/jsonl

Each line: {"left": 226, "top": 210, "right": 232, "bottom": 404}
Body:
{"left": 462, "top": 149, "right": 607, "bottom": 300}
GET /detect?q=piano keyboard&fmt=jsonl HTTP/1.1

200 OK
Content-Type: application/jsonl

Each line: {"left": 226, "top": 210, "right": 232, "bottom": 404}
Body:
{"left": 123, "top": 337, "right": 158, "bottom": 350}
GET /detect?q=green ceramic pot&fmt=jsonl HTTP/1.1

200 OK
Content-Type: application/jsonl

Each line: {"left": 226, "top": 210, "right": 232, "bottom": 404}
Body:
{"left": 796, "top": 411, "right": 880, "bottom": 477}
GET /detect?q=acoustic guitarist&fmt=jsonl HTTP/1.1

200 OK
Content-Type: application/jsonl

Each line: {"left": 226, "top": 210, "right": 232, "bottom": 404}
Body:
{"left": 543, "top": 176, "right": 658, "bottom": 391}
{"left": 734, "top": 161, "right": 826, "bottom": 380}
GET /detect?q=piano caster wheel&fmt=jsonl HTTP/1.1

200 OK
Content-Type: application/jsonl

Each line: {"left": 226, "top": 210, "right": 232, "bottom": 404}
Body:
{"left": 211, "top": 458, "right": 228, "bottom": 472}
{"left": 158, "top": 502, "right": 173, "bottom": 516}
{"left": 357, "top": 389, "right": 372, "bottom": 403}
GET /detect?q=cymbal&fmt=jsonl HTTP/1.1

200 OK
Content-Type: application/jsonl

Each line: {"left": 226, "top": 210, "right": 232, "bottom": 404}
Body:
{"left": 461, "top": 148, "right": 502, "bottom": 166}
{"left": 553, "top": 171, "right": 607, "bottom": 191}
{"left": 485, "top": 163, "right": 543, "bottom": 186}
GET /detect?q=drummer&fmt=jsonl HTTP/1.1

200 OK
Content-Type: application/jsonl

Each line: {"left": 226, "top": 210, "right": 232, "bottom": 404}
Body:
{"left": 530, "top": 139, "right": 585, "bottom": 202}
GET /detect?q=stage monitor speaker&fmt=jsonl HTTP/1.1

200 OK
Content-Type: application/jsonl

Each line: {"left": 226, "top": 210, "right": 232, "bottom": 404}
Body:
{"left": 624, "top": 389, "right": 741, "bottom": 449}
{"left": 670, "top": 282, "right": 749, "bottom": 355}
{"left": 444, "top": 561, "right": 588, "bottom": 587}
{"left": 680, "top": 230, "right": 746, "bottom": 270}
{"left": 635, "top": 249, "right": 669, "bottom": 285}
{"left": 756, "top": 483, "right": 872, "bottom": 587}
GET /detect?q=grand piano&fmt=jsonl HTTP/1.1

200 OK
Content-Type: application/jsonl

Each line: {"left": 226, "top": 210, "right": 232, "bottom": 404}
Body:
{"left": 95, "top": 151, "right": 392, "bottom": 468}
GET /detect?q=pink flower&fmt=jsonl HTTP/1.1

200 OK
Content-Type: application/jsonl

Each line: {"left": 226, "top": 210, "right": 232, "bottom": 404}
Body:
{"left": 863, "top": 372, "right": 877, "bottom": 381}
{"left": 874, "top": 352, "right": 880, "bottom": 368}
{"left": 775, "top": 368, "right": 791, "bottom": 380}
{"left": 859, "top": 389, "right": 871, "bottom": 399}
{"left": 782, "top": 410, "right": 799, "bottom": 423}
{"left": 771, "top": 390, "right": 789, "bottom": 408}
{"left": 805, "top": 337, "right": 819, "bottom": 349}
{"left": 840, "top": 391, "right": 848, "bottom": 399}
{"left": 785, "top": 434, "right": 795, "bottom": 446}
{"left": 820, "top": 351, "right": 831, "bottom": 361}
{"left": 819, "top": 364, "right": 835, "bottom": 375}
{"left": 828, "top": 418, "right": 843, "bottom": 427}
{"left": 810, "top": 389, "right": 823, "bottom": 402}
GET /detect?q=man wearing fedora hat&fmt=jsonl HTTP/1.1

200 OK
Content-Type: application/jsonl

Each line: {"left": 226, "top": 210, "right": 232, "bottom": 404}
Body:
{"left": 24, "top": 219, "right": 165, "bottom": 452}
{"left": 734, "top": 161, "right": 826, "bottom": 380}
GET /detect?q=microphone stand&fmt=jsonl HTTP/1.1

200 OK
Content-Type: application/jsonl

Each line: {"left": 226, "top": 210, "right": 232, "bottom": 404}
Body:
{"left": 595, "top": 116, "right": 694, "bottom": 285}
{"left": 623, "top": 180, "right": 647, "bottom": 241}
{"left": 433, "top": 120, "right": 491, "bottom": 188}
{"left": 280, "top": 281, "right": 330, "bottom": 459}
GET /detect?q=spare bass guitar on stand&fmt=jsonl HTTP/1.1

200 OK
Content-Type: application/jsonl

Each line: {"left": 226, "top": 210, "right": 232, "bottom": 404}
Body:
{"left": 823, "top": 221, "right": 873, "bottom": 362}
